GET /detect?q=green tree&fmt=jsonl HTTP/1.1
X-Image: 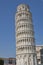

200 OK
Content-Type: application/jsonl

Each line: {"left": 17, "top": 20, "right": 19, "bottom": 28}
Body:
{"left": 0, "top": 59, "right": 4, "bottom": 65}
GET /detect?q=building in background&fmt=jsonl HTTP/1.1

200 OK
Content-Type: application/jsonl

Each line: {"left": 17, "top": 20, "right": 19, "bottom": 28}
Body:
{"left": 0, "top": 58, "right": 16, "bottom": 65}
{"left": 15, "top": 4, "right": 37, "bottom": 65}
{"left": 36, "top": 45, "right": 43, "bottom": 64}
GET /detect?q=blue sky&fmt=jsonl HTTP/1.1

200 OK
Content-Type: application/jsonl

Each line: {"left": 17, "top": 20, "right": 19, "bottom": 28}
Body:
{"left": 0, "top": 0, "right": 43, "bottom": 58}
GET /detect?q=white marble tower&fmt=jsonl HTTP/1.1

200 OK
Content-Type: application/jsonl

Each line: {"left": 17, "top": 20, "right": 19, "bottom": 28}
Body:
{"left": 15, "top": 4, "right": 37, "bottom": 65}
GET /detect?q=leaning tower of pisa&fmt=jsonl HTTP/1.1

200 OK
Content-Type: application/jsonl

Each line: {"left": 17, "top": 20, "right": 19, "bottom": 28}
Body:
{"left": 15, "top": 4, "right": 37, "bottom": 65}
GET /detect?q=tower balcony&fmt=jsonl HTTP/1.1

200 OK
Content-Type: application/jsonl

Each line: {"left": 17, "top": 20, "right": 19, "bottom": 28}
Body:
{"left": 16, "top": 35, "right": 34, "bottom": 40}
{"left": 16, "top": 37, "right": 35, "bottom": 46}
{"left": 16, "top": 19, "right": 32, "bottom": 26}
{"left": 16, "top": 30, "right": 34, "bottom": 37}
{"left": 16, "top": 17, "right": 29, "bottom": 22}
{"left": 16, "top": 45, "right": 35, "bottom": 55}
{"left": 16, "top": 27, "right": 33, "bottom": 32}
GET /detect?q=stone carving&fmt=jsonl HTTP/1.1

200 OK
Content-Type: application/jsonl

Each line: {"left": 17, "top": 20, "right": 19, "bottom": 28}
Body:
{"left": 24, "top": 61, "right": 27, "bottom": 65}
{"left": 23, "top": 54, "right": 27, "bottom": 65}
{"left": 28, "top": 55, "right": 32, "bottom": 65}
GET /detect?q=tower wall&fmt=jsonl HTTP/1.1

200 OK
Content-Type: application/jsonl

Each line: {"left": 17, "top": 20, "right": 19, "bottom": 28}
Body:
{"left": 15, "top": 4, "right": 37, "bottom": 65}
